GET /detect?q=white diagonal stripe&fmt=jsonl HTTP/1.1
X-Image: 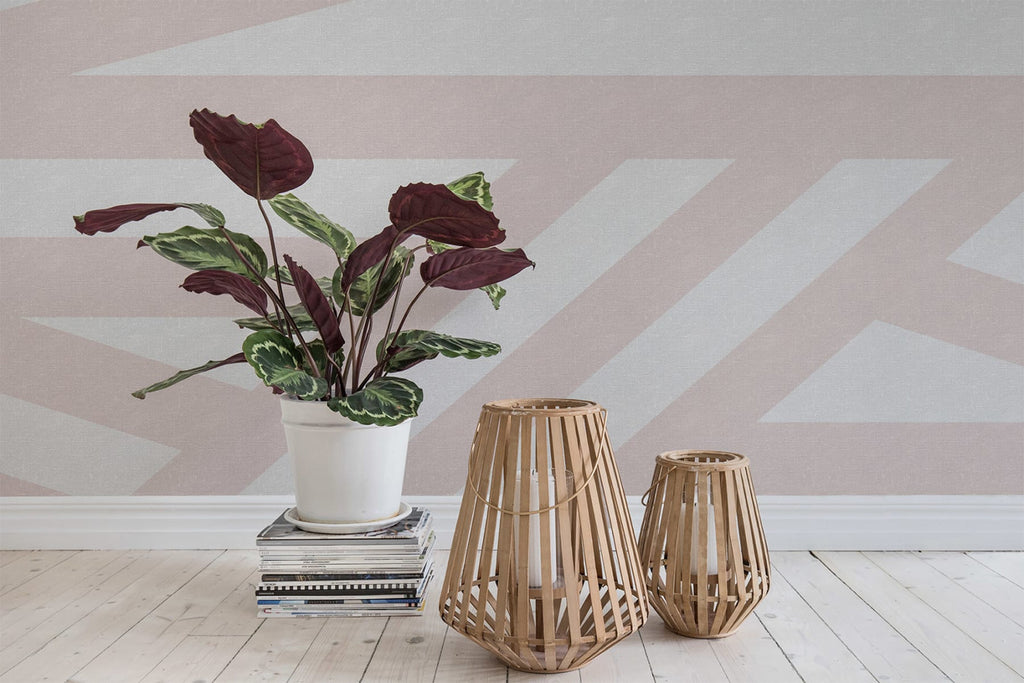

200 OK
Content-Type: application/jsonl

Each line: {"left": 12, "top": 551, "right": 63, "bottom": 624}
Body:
{"left": 242, "top": 453, "right": 293, "bottom": 495}
{"left": 29, "top": 317, "right": 259, "bottom": 390}
{"left": 948, "top": 194, "right": 1024, "bottom": 284}
{"left": 2, "top": 159, "right": 515, "bottom": 239}
{"left": 408, "top": 158, "right": 733, "bottom": 435}
{"left": 79, "top": 1, "right": 1022, "bottom": 76}
{"left": 575, "top": 159, "right": 950, "bottom": 447}
{"left": 0, "top": 394, "right": 179, "bottom": 495}
{"left": 760, "top": 321, "right": 1024, "bottom": 423}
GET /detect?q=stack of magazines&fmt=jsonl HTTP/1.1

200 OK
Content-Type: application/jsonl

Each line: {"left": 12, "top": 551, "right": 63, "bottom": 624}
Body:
{"left": 255, "top": 506, "right": 435, "bottom": 617}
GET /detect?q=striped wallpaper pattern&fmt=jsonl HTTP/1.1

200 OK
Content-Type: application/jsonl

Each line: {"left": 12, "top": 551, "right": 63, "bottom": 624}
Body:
{"left": 1, "top": 1, "right": 1021, "bottom": 497}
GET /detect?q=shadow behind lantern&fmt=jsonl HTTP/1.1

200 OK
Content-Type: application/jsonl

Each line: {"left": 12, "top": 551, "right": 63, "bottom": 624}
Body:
{"left": 439, "top": 399, "right": 648, "bottom": 673}
{"left": 637, "top": 450, "right": 771, "bottom": 638}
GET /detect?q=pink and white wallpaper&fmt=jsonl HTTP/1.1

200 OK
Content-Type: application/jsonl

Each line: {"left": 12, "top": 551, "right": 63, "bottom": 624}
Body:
{"left": 1, "top": 1, "right": 1021, "bottom": 497}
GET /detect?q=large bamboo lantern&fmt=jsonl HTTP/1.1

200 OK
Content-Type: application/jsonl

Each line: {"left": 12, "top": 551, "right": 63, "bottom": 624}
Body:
{"left": 439, "top": 399, "right": 648, "bottom": 673}
{"left": 637, "top": 450, "right": 770, "bottom": 638}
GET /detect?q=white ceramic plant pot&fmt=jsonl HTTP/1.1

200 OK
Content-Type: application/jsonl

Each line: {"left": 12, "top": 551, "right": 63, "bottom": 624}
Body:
{"left": 280, "top": 397, "right": 411, "bottom": 525}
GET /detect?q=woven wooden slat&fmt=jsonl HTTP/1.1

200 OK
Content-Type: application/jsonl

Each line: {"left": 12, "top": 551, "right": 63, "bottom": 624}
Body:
{"left": 439, "top": 399, "right": 648, "bottom": 672}
{"left": 637, "top": 450, "right": 771, "bottom": 639}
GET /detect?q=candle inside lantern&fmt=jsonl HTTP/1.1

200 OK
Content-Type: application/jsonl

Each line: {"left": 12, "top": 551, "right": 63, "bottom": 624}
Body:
{"left": 515, "top": 470, "right": 559, "bottom": 587}
{"left": 689, "top": 489, "right": 718, "bottom": 576}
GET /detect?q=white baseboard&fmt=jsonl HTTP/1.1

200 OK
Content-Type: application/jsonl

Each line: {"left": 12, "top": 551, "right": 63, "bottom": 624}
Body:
{"left": 1, "top": 495, "right": 1021, "bottom": 551}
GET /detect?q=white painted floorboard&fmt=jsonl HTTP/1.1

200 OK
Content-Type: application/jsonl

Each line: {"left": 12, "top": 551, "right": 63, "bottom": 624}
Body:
{"left": 1, "top": 550, "right": 1021, "bottom": 682}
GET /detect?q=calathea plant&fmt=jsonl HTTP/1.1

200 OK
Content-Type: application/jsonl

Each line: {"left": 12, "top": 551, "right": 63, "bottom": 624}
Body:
{"left": 74, "top": 108, "right": 533, "bottom": 427}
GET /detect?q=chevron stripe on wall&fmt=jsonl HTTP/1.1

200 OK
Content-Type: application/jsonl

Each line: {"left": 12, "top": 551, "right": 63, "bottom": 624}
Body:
{"left": 1, "top": 1, "right": 1021, "bottom": 498}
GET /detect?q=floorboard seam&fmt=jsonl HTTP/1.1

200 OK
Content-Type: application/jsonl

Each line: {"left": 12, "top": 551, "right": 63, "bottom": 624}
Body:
{"left": 771, "top": 555, "right": 881, "bottom": 682}
{"left": 809, "top": 551, "right": 955, "bottom": 683}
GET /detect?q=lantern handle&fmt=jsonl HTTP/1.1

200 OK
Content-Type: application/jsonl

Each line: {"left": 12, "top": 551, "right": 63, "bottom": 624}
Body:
{"left": 640, "top": 471, "right": 672, "bottom": 507}
{"left": 464, "top": 409, "right": 608, "bottom": 516}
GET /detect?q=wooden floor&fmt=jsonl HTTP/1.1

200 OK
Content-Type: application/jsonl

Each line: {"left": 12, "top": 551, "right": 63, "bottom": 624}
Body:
{"left": 0, "top": 550, "right": 1021, "bottom": 682}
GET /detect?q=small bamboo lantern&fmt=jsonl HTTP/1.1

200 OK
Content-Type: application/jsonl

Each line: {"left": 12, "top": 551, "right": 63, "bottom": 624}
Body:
{"left": 439, "top": 399, "right": 648, "bottom": 673}
{"left": 637, "top": 450, "right": 770, "bottom": 638}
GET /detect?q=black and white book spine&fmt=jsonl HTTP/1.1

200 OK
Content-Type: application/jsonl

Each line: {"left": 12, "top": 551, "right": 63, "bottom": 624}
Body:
{"left": 259, "top": 607, "right": 425, "bottom": 618}
{"left": 257, "top": 580, "right": 421, "bottom": 592}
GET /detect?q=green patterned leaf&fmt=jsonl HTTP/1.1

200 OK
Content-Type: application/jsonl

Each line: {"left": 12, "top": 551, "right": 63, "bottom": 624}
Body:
{"left": 378, "top": 330, "right": 435, "bottom": 372}
{"left": 140, "top": 226, "right": 268, "bottom": 281}
{"left": 234, "top": 304, "right": 315, "bottom": 332}
{"left": 379, "top": 330, "right": 501, "bottom": 373}
{"left": 178, "top": 203, "right": 226, "bottom": 228}
{"left": 268, "top": 265, "right": 293, "bottom": 285}
{"left": 268, "top": 266, "right": 332, "bottom": 293}
{"left": 132, "top": 352, "right": 246, "bottom": 399}
{"left": 334, "top": 246, "right": 414, "bottom": 317}
{"left": 242, "top": 330, "right": 327, "bottom": 399}
{"left": 480, "top": 284, "right": 506, "bottom": 310}
{"left": 426, "top": 239, "right": 451, "bottom": 254}
{"left": 447, "top": 171, "right": 493, "bottom": 211}
{"left": 328, "top": 377, "right": 422, "bottom": 426}
{"left": 304, "top": 339, "right": 344, "bottom": 378}
{"left": 269, "top": 194, "right": 356, "bottom": 259}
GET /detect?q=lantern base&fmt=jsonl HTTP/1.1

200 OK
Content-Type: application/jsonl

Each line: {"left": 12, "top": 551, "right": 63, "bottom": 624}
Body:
{"left": 441, "top": 574, "right": 645, "bottom": 673}
{"left": 662, "top": 625, "right": 743, "bottom": 639}
{"left": 506, "top": 660, "right": 588, "bottom": 674}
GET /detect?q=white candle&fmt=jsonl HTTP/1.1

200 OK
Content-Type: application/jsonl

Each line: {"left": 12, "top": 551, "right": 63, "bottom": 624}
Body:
{"left": 516, "top": 471, "right": 558, "bottom": 587}
{"left": 690, "top": 497, "right": 718, "bottom": 576}
{"left": 527, "top": 476, "right": 544, "bottom": 586}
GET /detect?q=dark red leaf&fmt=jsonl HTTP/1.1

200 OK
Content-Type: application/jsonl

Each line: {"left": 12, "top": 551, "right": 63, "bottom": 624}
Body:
{"left": 284, "top": 254, "right": 344, "bottom": 354}
{"left": 389, "top": 183, "right": 504, "bottom": 247}
{"left": 181, "top": 270, "right": 269, "bottom": 317}
{"left": 421, "top": 247, "right": 533, "bottom": 290}
{"left": 340, "top": 225, "right": 406, "bottom": 291}
{"left": 75, "top": 203, "right": 184, "bottom": 235}
{"left": 189, "top": 108, "right": 313, "bottom": 199}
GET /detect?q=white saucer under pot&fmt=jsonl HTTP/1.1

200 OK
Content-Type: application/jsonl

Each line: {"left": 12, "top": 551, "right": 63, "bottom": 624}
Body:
{"left": 284, "top": 502, "right": 413, "bottom": 534}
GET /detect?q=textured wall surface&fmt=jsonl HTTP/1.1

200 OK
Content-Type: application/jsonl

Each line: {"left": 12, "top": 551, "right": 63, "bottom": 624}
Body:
{"left": 1, "top": 1, "right": 1021, "bottom": 497}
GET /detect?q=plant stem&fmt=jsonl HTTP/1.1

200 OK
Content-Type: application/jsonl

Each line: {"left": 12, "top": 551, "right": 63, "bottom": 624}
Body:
{"left": 378, "top": 267, "right": 407, "bottom": 363}
{"left": 389, "top": 282, "right": 430, "bottom": 353}
{"left": 359, "top": 356, "right": 390, "bottom": 389}
{"left": 393, "top": 247, "right": 496, "bottom": 345}
{"left": 381, "top": 247, "right": 424, "bottom": 351}
{"left": 340, "top": 295, "right": 356, "bottom": 393}
{"left": 340, "top": 296, "right": 359, "bottom": 391}
{"left": 341, "top": 220, "right": 444, "bottom": 392}
{"left": 347, "top": 231, "right": 403, "bottom": 389}
{"left": 374, "top": 247, "right": 427, "bottom": 381}
{"left": 356, "top": 283, "right": 428, "bottom": 390}
{"left": 354, "top": 314, "right": 373, "bottom": 388}
{"left": 379, "top": 261, "right": 471, "bottom": 377}
{"left": 257, "top": 198, "right": 289, "bottom": 337}
{"left": 360, "top": 241, "right": 487, "bottom": 386}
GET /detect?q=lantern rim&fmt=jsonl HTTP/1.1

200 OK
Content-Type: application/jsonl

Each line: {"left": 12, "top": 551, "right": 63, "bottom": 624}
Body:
{"left": 656, "top": 450, "right": 749, "bottom": 470}
{"left": 482, "top": 397, "right": 602, "bottom": 416}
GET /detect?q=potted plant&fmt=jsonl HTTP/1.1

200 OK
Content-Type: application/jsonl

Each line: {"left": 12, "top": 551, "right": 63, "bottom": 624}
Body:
{"left": 74, "top": 108, "right": 533, "bottom": 528}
